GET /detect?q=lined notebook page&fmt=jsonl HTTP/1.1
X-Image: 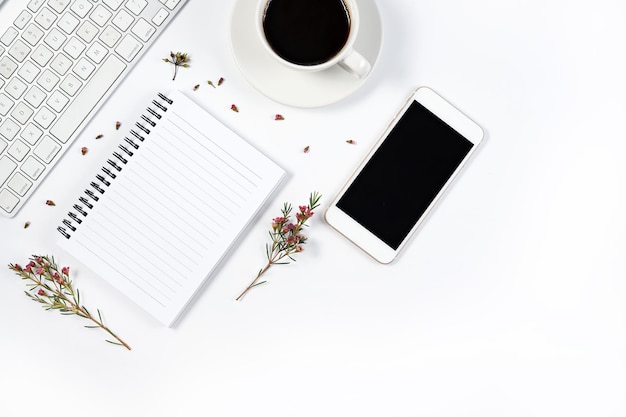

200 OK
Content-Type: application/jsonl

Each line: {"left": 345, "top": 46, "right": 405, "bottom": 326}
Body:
{"left": 58, "top": 90, "right": 285, "bottom": 326}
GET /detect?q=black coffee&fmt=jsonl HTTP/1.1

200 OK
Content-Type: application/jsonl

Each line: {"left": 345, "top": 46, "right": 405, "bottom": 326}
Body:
{"left": 262, "top": 0, "right": 351, "bottom": 66}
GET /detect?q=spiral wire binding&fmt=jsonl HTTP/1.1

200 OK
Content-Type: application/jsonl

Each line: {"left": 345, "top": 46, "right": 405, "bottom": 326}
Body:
{"left": 57, "top": 93, "right": 171, "bottom": 239}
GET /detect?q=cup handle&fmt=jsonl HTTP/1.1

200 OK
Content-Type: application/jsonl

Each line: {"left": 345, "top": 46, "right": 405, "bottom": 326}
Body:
{"left": 338, "top": 50, "right": 372, "bottom": 78}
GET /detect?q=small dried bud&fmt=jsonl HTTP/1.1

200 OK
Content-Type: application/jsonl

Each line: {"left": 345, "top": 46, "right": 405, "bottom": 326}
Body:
{"left": 95, "top": 134, "right": 103, "bottom": 140}
{"left": 303, "top": 146, "right": 310, "bottom": 153}
{"left": 218, "top": 77, "right": 225, "bottom": 86}
{"left": 193, "top": 84, "right": 200, "bottom": 91}
{"left": 346, "top": 139, "right": 356, "bottom": 144}
{"left": 207, "top": 80, "right": 215, "bottom": 88}
{"left": 274, "top": 114, "right": 284, "bottom": 120}
{"left": 231, "top": 104, "right": 239, "bottom": 112}
{"left": 115, "top": 121, "right": 121, "bottom": 130}
{"left": 24, "top": 221, "right": 31, "bottom": 229}
{"left": 45, "top": 200, "right": 56, "bottom": 206}
{"left": 81, "top": 147, "right": 88, "bottom": 155}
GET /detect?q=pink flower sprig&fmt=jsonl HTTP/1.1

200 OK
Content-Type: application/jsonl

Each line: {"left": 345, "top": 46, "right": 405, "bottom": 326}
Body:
{"left": 236, "top": 191, "right": 322, "bottom": 300}
{"left": 8, "top": 255, "right": 131, "bottom": 350}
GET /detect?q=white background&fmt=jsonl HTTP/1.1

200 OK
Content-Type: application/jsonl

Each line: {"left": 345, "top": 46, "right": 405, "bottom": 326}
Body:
{"left": 1, "top": 0, "right": 625, "bottom": 416}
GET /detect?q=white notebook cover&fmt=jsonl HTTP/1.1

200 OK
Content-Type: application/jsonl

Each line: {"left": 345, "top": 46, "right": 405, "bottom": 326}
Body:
{"left": 57, "top": 90, "right": 285, "bottom": 326}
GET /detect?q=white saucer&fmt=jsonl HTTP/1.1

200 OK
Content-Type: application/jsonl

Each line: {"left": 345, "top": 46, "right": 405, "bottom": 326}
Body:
{"left": 230, "top": 0, "right": 383, "bottom": 108}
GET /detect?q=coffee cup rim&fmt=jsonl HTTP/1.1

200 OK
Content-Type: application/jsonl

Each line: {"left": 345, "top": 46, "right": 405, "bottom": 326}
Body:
{"left": 256, "top": 0, "right": 361, "bottom": 72}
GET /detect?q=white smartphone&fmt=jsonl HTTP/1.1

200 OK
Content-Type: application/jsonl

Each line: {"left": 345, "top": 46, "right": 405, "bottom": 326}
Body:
{"left": 325, "top": 87, "right": 484, "bottom": 263}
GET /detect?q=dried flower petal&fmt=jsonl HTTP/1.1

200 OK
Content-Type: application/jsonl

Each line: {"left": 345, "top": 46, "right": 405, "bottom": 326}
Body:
{"left": 95, "top": 134, "right": 103, "bottom": 140}
{"left": 275, "top": 114, "right": 284, "bottom": 120}
{"left": 218, "top": 77, "right": 225, "bottom": 86}
{"left": 81, "top": 147, "right": 88, "bottom": 155}
{"left": 165, "top": 51, "right": 190, "bottom": 80}
{"left": 303, "top": 146, "right": 310, "bottom": 153}
{"left": 45, "top": 200, "right": 56, "bottom": 206}
{"left": 231, "top": 104, "right": 239, "bottom": 112}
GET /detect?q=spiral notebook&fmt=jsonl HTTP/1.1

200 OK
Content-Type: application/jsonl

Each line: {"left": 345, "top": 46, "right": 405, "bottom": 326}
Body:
{"left": 57, "top": 90, "right": 285, "bottom": 326}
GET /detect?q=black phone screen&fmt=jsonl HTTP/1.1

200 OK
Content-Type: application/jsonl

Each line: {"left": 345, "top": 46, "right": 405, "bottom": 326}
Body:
{"left": 336, "top": 100, "right": 474, "bottom": 249}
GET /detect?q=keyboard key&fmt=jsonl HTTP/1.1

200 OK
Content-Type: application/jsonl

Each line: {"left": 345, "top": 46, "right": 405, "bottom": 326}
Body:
{"left": 21, "top": 123, "right": 43, "bottom": 145}
{"left": 37, "top": 69, "right": 61, "bottom": 91}
{"left": 63, "top": 37, "right": 86, "bottom": 59}
{"left": 90, "top": 5, "right": 113, "bottom": 27}
{"left": 152, "top": 8, "right": 169, "bottom": 26}
{"left": 0, "top": 188, "right": 19, "bottom": 213}
{"left": 7, "top": 139, "right": 30, "bottom": 161}
{"left": 48, "top": 0, "right": 71, "bottom": 14}
{"left": 17, "top": 60, "right": 41, "bottom": 83}
{"left": 35, "top": 7, "right": 58, "bottom": 30}
{"left": 7, "top": 171, "right": 32, "bottom": 196}
{"left": 24, "top": 85, "right": 46, "bottom": 108}
{"left": 14, "top": 11, "right": 33, "bottom": 30}
{"left": 0, "top": 93, "right": 14, "bottom": 116}
{"left": 44, "top": 27, "right": 67, "bottom": 50}
{"left": 47, "top": 91, "right": 69, "bottom": 112}
{"left": 113, "top": 9, "right": 134, "bottom": 31}
{"left": 58, "top": 12, "right": 80, "bottom": 34}
{"left": 33, "top": 107, "right": 56, "bottom": 129}
{"left": 27, "top": 0, "right": 45, "bottom": 13}
{"left": 59, "top": 73, "right": 82, "bottom": 96}
{"left": 126, "top": 0, "right": 148, "bottom": 15}
{"left": 73, "top": 58, "right": 95, "bottom": 80}
{"left": 31, "top": 44, "right": 54, "bottom": 66}
{"left": 21, "top": 156, "right": 45, "bottom": 179}
{"left": 70, "top": 0, "right": 93, "bottom": 18}
{"left": 9, "top": 39, "right": 32, "bottom": 63}
{"left": 0, "top": 139, "right": 6, "bottom": 154}
{"left": 86, "top": 41, "right": 108, "bottom": 64}
{"left": 103, "top": 0, "right": 125, "bottom": 11}
{"left": 77, "top": 21, "right": 99, "bottom": 43}
{"left": 33, "top": 135, "right": 60, "bottom": 162}
{"left": 0, "top": 156, "right": 17, "bottom": 187}
{"left": 11, "top": 102, "right": 34, "bottom": 124}
{"left": 0, "top": 56, "right": 18, "bottom": 78}
{"left": 50, "top": 55, "right": 126, "bottom": 143}
{"left": 100, "top": 25, "right": 122, "bottom": 47}
{"left": 5, "top": 77, "right": 28, "bottom": 99}
{"left": 115, "top": 34, "right": 143, "bottom": 62}
{"left": 21, "top": 23, "right": 45, "bottom": 46}
{"left": 0, "top": 119, "right": 20, "bottom": 140}
{"left": 131, "top": 18, "right": 155, "bottom": 42}
{"left": 164, "top": 0, "right": 182, "bottom": 10}
{"left": 50, "top": 53, "right": 72, "bottom": 76}
{"left": 1, "top": 27, "right": 19, "bottom": 46}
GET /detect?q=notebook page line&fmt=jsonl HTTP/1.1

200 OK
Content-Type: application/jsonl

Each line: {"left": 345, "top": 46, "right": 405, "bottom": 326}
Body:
{"left": 104, "top": 182, "right": 211, "bottom": 256}
{"left": 71, "top": 231, "right": 173, "bottom": 307}
{"left": 136, "top": 143, "right": 235, "bottom": 222}
{"left": 94, "top": 207, "right": 197, "bottom": 269}
{"left": 121, "top": 162, "right": 224, "bottom": 236}
{"left": 166, "top": 112, "right": 264, "bottom": 185}
{"left": 81, "top": 209, "right": 193, "bottom": 288}
{"left": 155, "top": 124, "right": 251, "bottom": 202}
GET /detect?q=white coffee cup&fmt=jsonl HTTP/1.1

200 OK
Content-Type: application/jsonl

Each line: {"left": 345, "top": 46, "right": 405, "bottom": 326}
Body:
{"left": 256, "top": 0, "right": 371, "bottom": 78}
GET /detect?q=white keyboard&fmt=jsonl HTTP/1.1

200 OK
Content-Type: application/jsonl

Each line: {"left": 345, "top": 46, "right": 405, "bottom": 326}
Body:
{"left": 0, "top": 0, "right": 188, "bottom": 217}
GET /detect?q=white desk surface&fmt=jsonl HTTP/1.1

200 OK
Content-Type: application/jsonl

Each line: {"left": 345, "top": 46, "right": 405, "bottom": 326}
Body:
{"left": 1, "top": 0, "right": 625, "bottom": 416}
